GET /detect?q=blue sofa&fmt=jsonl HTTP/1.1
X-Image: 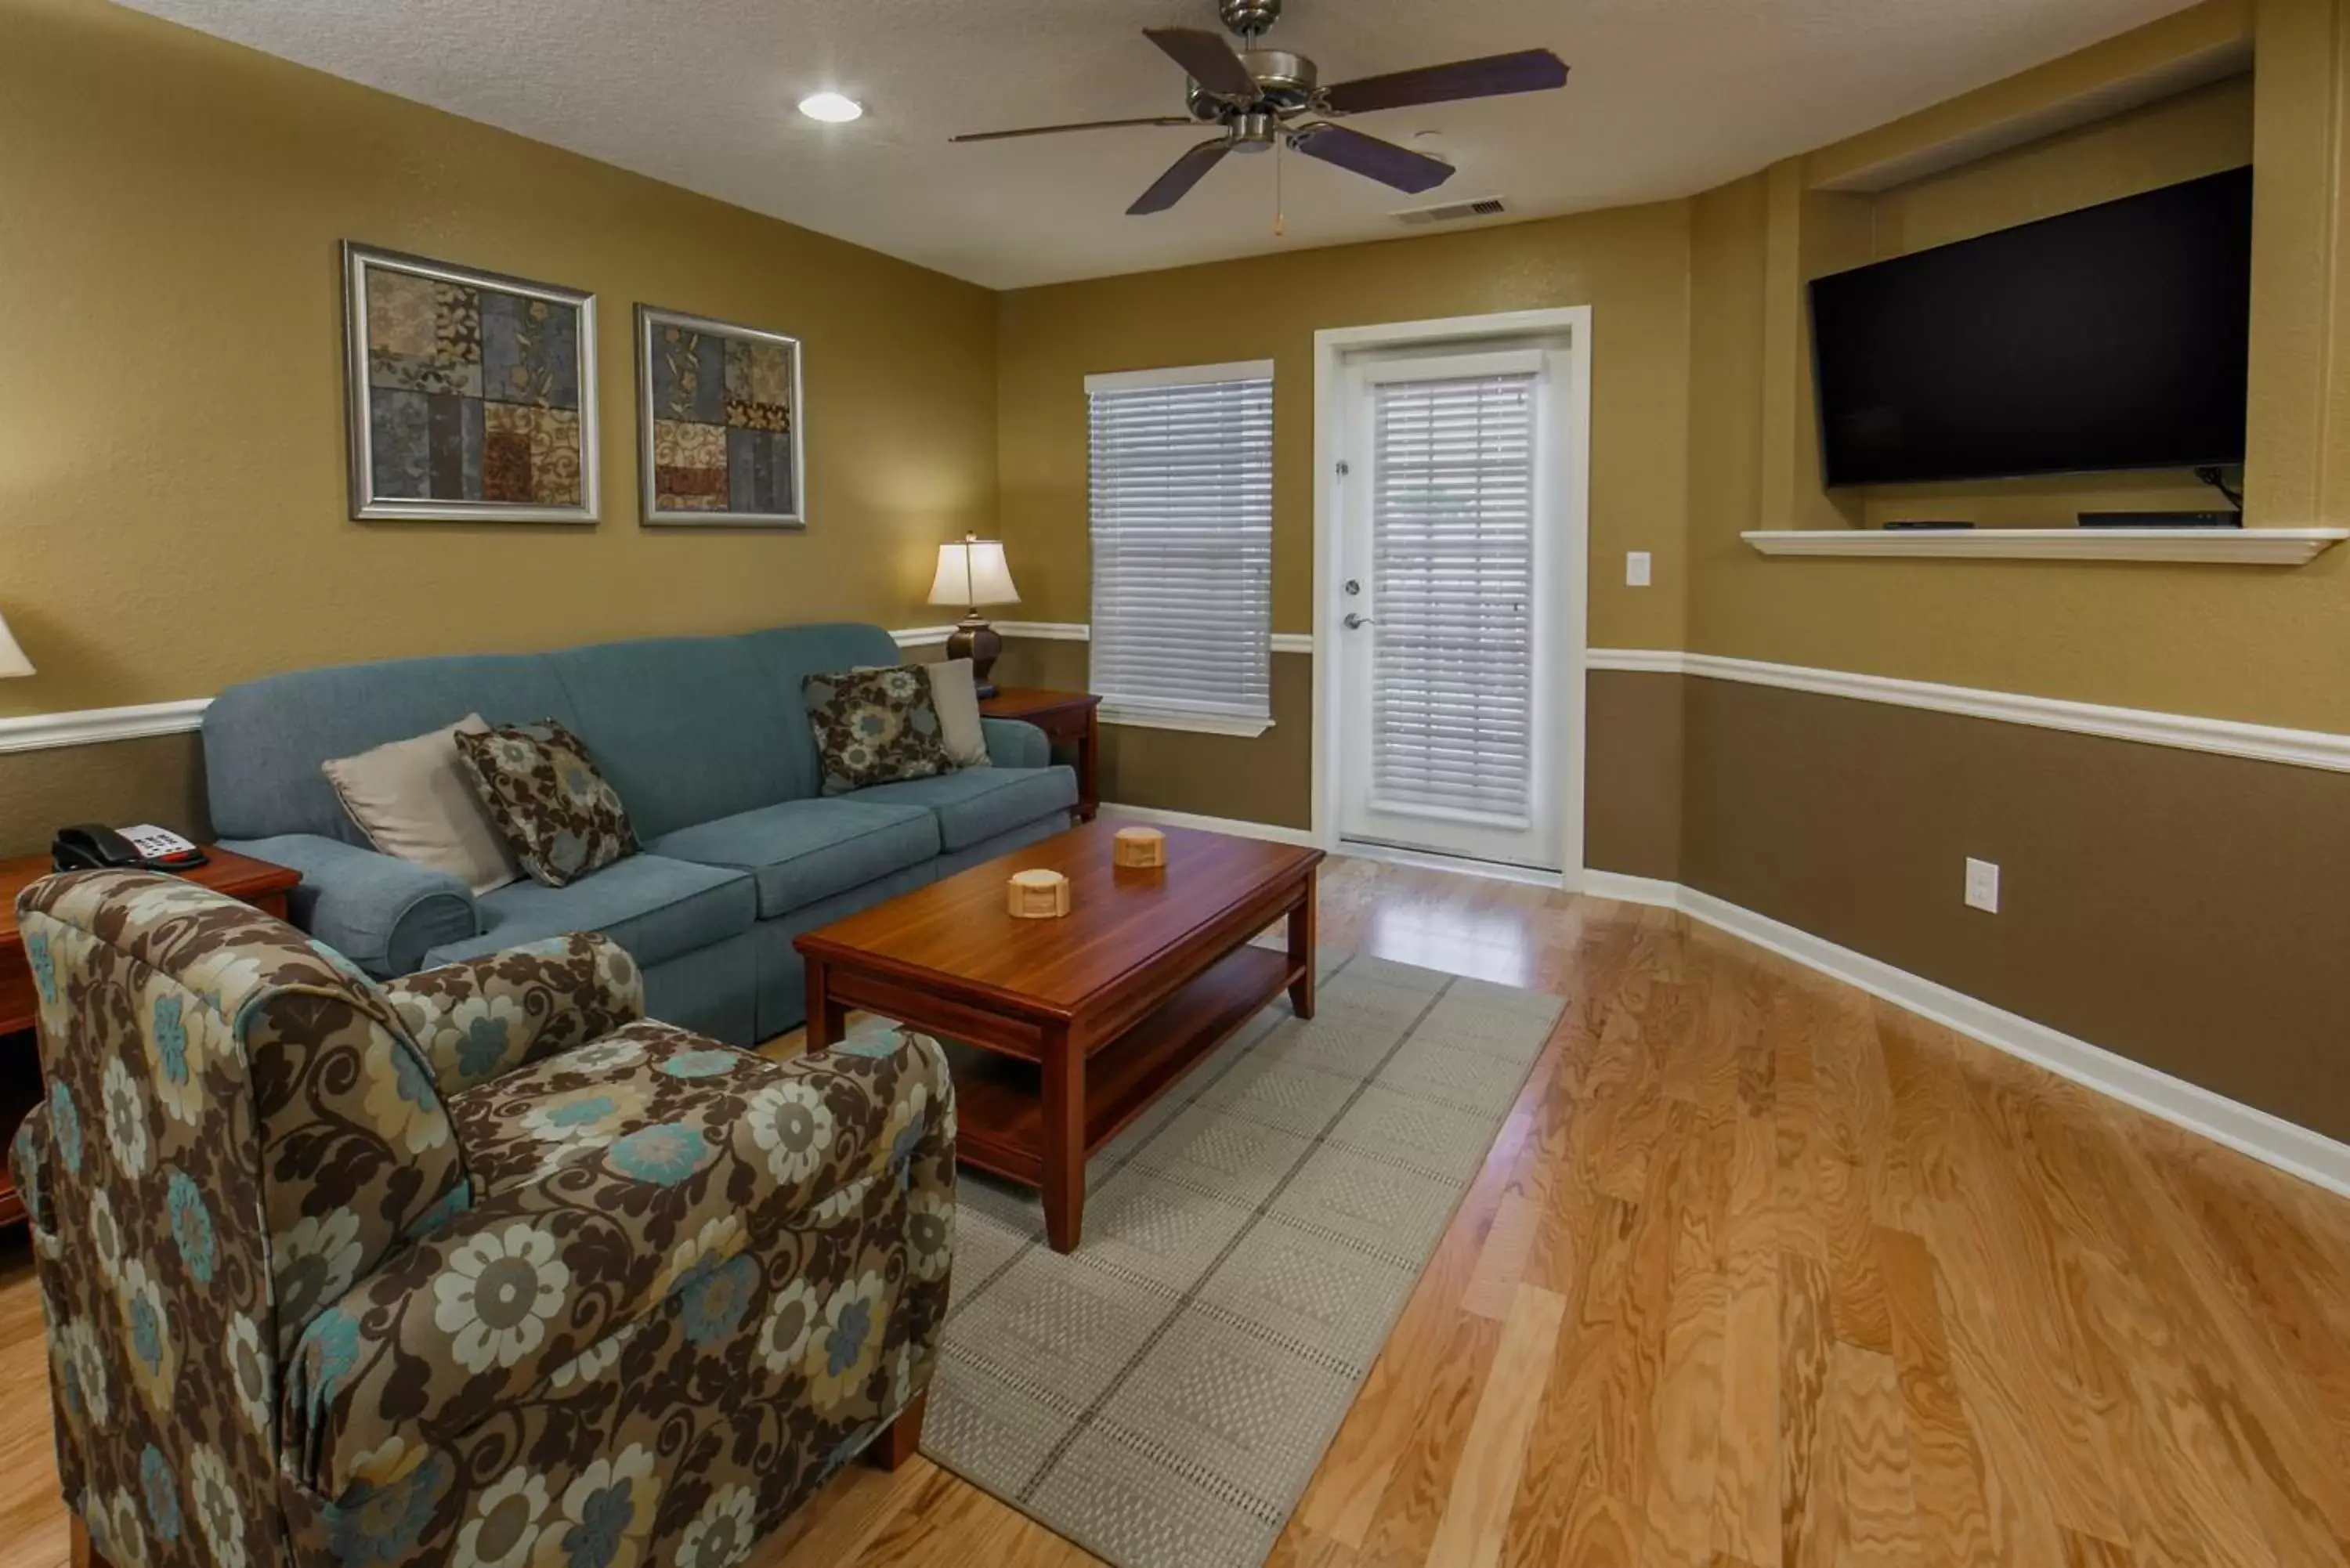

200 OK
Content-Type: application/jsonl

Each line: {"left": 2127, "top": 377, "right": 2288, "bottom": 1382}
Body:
{"left": 201, "top": 621, "right": 1076, "bottom": 1044}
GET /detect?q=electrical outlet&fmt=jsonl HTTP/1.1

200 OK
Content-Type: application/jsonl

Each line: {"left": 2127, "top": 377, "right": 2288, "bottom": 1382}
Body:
{"left": 1964, "top": 857, "right": 2000, "bottom": 913}
{"left": 1625, "top": 551, "right": 1652, "bottom": 587}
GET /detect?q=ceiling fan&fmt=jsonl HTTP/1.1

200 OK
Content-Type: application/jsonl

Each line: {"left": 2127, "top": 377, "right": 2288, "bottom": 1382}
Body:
{"left": 949, "top": 0, "right": 1569, "bottom": 215}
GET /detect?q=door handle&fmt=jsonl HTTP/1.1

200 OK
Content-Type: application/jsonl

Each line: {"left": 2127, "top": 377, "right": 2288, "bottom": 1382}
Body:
{"left": 1343, "top": 612, "right": 1375, "bottom": 630}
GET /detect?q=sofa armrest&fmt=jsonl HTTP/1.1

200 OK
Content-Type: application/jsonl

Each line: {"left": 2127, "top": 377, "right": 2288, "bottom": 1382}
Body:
{"left": 219, "top": 834, "right": 478, "bottom": 978}
{"left": 381, "top": 933, "right": 646, "bottom": 1094}
{"left": 981, "top": 715, "right": 1049, "bottom": 769}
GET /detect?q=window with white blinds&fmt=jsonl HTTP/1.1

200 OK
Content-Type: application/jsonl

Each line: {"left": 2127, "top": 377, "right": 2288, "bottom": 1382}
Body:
{"left": 1368, "top": 369, "right": 1539, "bottom": 825}
{"left": 1086, "top": 361, "right": 1274, "bottom": 732}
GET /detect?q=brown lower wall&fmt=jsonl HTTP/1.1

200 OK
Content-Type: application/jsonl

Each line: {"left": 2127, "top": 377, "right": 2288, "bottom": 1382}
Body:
{"left": 0, "top": 732, "right": 211, "bottom": 860}
{"left": 989, "top": 649, "right": 1685, "bottom": 866}
{"left": 989, "top": 645, "right": 1682, "bottom": 871}
{"left": 1681, "top": 674, "right": 2350, "bottom": 1145}
{"left": 1585, "top": 671, "right": 1685, "bottom": 882}
{"left": 991, "top": 640, "right": 1316, "bottom": 830}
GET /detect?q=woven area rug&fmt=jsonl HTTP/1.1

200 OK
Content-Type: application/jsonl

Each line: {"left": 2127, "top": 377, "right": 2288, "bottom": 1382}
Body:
{"left": 920, "top": 949, "right": 1564, "bottom": 1568}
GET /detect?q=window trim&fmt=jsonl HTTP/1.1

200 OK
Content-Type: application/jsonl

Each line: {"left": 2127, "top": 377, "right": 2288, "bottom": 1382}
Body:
{"left": 1084, "top": 359, "right": 1276, "bottom": 394}
{"left": 1086, "top": 359, "right": 1276, "bottom": 735}
{"left": 1098, "top": 706, "right": 1277, "bottom": 739}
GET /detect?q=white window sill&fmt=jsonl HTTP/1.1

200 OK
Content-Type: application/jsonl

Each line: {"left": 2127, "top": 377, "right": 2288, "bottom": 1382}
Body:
{"left": 1099, "top": 706, "right": 1275, "bottom": 739}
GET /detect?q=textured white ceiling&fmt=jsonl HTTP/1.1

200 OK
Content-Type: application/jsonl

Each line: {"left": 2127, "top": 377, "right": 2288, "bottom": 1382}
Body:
{"left": 114, "top": 0, "right": 2204, "bottom": 289}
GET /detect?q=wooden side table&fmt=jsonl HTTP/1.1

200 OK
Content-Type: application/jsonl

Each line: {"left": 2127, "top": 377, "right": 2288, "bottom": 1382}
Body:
{"left": 0, "top": 847, "right": 301, "bottom": 1226}
{"left": 981, "top": 686, "right": 1101, "bottom": 822}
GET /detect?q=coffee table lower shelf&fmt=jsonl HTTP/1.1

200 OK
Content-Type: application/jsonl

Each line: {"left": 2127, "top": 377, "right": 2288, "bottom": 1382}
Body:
{"left": 941, "top": 943, "right": 1295, "bottom": 1192}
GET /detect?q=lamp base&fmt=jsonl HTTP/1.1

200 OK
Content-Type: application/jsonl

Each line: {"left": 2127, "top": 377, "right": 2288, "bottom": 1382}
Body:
{"left": 946, "top": 616, "right": 1003, "bottom": 699}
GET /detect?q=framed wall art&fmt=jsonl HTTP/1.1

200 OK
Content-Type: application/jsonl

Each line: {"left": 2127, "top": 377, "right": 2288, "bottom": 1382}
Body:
{"left": 342, "top": 242, "right": 599, "bottom": 522}
{"left": 635, "top": 305, "right": 804, "bottom": 527}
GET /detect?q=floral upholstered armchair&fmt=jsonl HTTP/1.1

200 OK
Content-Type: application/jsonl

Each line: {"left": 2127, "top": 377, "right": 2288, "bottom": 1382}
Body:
{"left": 7, "top": 869, "right": 954, "bottom": 1568}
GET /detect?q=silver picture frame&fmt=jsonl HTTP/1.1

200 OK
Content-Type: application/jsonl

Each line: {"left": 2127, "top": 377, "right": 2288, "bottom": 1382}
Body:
{"left": 342, "top": 241, "right": 600, "bottom": 522}
{"left": 634, "top": 305, "right": 807, "bottom": 529}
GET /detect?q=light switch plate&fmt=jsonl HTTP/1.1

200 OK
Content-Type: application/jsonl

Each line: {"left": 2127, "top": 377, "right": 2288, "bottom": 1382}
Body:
{"left": 1625, "top": 551, "right": 1652, "bottom": 587}
{"left": 1965, "top": 857, "right": 2000, "bottom": 913}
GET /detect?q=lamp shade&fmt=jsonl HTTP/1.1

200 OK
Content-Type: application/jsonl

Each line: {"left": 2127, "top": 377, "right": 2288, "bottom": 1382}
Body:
{"left": 0, "top": 609, "right": 31, "bottom": 678}
{"left": 927, "top": 535, "right": 1021, "bottom": 609}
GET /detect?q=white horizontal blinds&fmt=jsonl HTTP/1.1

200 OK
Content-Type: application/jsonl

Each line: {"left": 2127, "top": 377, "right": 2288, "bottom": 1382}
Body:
{"left": 1368, "top": 370, "right": 1539, "bottom": 826}
{"left": 1087, "top": 367, "right": 1273, "bottom": 722}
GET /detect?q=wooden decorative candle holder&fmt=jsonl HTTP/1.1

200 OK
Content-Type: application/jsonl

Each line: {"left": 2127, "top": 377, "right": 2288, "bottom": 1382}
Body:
{"left": 1113, "top": 826, "right": 1167, "bottom": 869}
{"left": 1006, "top": 867, "right": 1072, "bottom": 919}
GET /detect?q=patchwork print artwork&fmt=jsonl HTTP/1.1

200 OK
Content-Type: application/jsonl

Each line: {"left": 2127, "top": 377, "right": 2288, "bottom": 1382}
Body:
{"left": 345, "top": 244, "right": 597, "bottom": 519}
{"left": 638, "top": 306, "right": 803, "bottom": 525}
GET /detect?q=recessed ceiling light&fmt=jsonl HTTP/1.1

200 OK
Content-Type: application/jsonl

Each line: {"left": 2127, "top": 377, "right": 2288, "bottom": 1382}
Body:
{"left": 797, "top": 92, "right": 864, "bottom": 124}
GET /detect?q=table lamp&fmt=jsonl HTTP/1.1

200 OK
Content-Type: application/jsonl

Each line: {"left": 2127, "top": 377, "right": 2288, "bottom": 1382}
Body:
{"left": 0, "top": 608, "right": 31, "bottom": 679}
{"left": 927, "top": 533, "right": 1020, "bottom": 698}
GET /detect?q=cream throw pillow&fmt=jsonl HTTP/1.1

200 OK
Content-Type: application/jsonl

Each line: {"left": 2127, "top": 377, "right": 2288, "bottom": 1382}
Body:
{"left": 927, "top": 658, "right": 992, "bottom": 769}
{"left": 324, "top": 714, "right": 521, "bottom": 894}
{"left": 855, "top": 659, "right": 991, "bottom": 769}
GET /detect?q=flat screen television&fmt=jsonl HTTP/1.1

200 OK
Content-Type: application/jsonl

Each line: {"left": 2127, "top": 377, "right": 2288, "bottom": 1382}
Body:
{"left": 1809, "top": 165, "right": 2252, "bottom": 488}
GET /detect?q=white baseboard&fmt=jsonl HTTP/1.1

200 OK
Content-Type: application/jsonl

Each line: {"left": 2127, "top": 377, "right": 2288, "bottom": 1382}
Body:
{"left": 1576, "top": 869, "right": 2350, "bottom": 1200}
{"left": 1337, "top": 838, "right": 1566, "bottom": 888}
{"left": 1578, "top": 869, "right": 1683, "bottom": 907}
{"left": 1097, "top": 803, "right": 1321, "bottom": 847}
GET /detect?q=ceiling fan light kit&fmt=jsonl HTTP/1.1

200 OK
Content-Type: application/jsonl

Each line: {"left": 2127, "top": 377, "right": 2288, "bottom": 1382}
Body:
{"left": 949, "top": 0, "right": 1567, "bottom": 218}
{"left": 796, "top": 92, "right": 864, "bottom": 123}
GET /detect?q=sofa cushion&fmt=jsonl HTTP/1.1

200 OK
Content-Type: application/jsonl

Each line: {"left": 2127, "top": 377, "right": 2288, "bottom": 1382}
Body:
{"left": 422, "top": 854, "right": 754, "bottom": 970}
{"left": 204, "top": 652, "right": 581, "bottom": 845}
{"left": 540, "top": 635, "right": 807, "bottom": 840}
{"left": 848, "top": 765, "right": 1077, "bottom": 851}
{"left": 736, "top": 623, "right": 907, "bottom": 800}
{"left": 649, "top": 798, "right": 939, "bottom": 919}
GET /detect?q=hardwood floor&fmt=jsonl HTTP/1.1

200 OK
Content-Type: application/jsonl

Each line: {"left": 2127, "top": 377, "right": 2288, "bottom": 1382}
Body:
{"left": 5, "top": 855, "right": 2348, "bottom": 1566}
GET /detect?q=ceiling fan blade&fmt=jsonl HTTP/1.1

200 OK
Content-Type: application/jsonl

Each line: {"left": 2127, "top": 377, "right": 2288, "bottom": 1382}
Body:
{"left": 1143, "top": 26, "right": 1260, "bottom": 99}
{"left": 1128, "top": 138, "right": 1233, "bottom": 215}
{"left": 952, "top": 116, "right": 1199, "bottom": 143}
{"left": 1289, "top": 122, "right": 1455, "bottom": 194}
{"left": 1321, "top": 49, "right": 1568, "bottom": 115}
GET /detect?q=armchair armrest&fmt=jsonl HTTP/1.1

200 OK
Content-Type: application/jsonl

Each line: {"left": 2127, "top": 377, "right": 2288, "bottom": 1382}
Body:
{"left": 282, "top": 1024, "right": 956, "bottom": 1502}
{"left": 981, "top": 715, "right": 1049, "bottom": 769}
{"left": 7, "top": 1108, "right": 56, "bottom": 1250}
{"left": 219, "top": 834, "right": 478, "bottom": 978}
{"left": 382, "top": 933, "right": 645, "bottom": 1094}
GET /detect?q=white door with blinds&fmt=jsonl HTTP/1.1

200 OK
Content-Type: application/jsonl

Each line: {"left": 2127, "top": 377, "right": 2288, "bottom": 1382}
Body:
{"left": 1085, "top": 361, "right": 1274, "bottom": 734}
{"left": 1335, "top": 345, "right": 1572, "bottom": 869}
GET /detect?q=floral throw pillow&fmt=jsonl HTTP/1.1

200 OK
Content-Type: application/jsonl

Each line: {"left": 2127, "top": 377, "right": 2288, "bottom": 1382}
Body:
{"left": 453, "top": 719, "right": 638, "bottom": 887}
{"left": 803, "top": 666, "right": 956, "bottom": 794}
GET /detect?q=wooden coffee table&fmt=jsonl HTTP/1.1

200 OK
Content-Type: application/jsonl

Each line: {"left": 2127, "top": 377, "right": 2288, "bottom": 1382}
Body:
{"left": 796, "top": 819, "right": 1322, "bottom": 1252}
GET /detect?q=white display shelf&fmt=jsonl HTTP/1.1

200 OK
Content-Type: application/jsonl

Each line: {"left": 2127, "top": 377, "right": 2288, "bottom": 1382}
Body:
{"left": 1741, "top": 526, "right": 2348, "bottom": 564}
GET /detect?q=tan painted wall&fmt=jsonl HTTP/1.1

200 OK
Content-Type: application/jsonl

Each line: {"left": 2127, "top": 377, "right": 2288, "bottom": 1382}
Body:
{"left": 995, "top": 202, "right": 1695, "bottom": 645}
{"left": 1868, "top": 75, "right": 2254, "bottom": 256}
{"left": 0, "top": 0, "right": 997, "bottom": 728}
{"left": 994, "top": 201, "right": 1695, "bottom": 857}
{"left": 1687, "top": 17, "right": 2350, "bottom": 732}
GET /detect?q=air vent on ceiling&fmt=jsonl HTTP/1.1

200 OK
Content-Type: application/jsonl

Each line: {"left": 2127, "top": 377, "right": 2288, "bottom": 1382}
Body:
{"left": 1394, "top": 197, "right": 1509, "bottom": 226}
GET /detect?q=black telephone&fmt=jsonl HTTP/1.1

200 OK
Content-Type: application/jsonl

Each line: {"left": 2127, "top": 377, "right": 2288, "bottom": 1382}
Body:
{"left": 52, "top": 823, "right": 208, "bottom": 873}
